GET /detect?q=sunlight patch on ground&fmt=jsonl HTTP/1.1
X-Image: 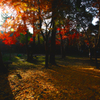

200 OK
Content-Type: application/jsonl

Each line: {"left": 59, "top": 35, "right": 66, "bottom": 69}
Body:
{"left": 80, "top": 67, "right": 100, "bottom": 72}
{"left": 1, "top": 55, "right": 100, "bottom": 99}
{"left": 8, "top": 69, "right": 59, "bottom": 100}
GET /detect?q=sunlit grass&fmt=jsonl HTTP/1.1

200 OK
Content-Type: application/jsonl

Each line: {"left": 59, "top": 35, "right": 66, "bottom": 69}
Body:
{"left": 2, "top": 53, "right": 98, "bottom": 70}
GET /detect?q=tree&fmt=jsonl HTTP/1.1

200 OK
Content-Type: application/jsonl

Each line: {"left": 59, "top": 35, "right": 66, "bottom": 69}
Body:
{"left": 0, "top": 0, "right": 52, "bottom": 68}
{"left": 0, "top": 0, "right": 99, "bottom": 69}
{"left": 56, "top": 23, "right": 70, "bottom": 58}
{"left": 49, "top": 0, "right": 71, "bottom": 64}
{"left": 67, "top": 0, "right": 99, "bottom": 68}
{"left": 0, "top": 0, "right": 38, "bottom": 72}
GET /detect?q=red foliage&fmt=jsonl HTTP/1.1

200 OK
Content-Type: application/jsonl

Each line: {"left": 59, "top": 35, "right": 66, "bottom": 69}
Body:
{"left": 0, "top": 30, "right": 26, "bottom": 45}
{"left": 86, "top": 42, "right": 89, "bottom": 45}
{"left": 56, "top": 26, "right": 83, "bottom": 46}
{"left": 23, "top": 32, "right": 27, "bottom": 35}
{"left": 20, "top": 43, "right": 24, "bottom": 46}
{"left": 2, "top": 37, "right": 17, "bottom": 45}
{"left": 56, "top": 26, "right": 70, "bottom": 45}
{"left": 14, "top": 32, "right": 20, "bottom": 37}
{"left": 80, "top": 33, "right": 83, "bottom": 37}
{"left": 58, "top": 36, "right": 68, "bottom": 40}
{"left": 55, "top": 40, "right": 60, "bottom": 45}
{"left": 72, "top": 33, "right": 76, "bottom": 39}
{"left": 84, "top": 40, "right": 89, "bottom": 46}
{"left": 30, "top": 38, "right": 33, "bottom": 42}
{"left": 57, "top": 28, "right": 61, "bottom": 31}
{"left": 62, "top": 36, "right": 67, "bottom": 39}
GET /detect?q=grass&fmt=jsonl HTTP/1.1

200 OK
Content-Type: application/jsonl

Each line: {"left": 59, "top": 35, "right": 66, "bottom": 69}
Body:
{"left": 0, "top": 54, "right": 100, "bottom": 100}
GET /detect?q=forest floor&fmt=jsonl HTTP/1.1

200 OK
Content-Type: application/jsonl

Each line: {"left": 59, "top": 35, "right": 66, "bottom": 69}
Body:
{"left": 0, "top": 54, "right": 100, "bottom": 100}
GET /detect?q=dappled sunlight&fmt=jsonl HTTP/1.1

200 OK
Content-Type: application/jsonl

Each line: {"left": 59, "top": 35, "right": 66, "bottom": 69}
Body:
{"left": 0, "top": 0, "right": 99, "bottom": 99}
{"left": 56, "top": 55, "right": 96, "bottom": 69}
{"left": 77, "top": 67, "right": 100, "bottom": 78}
{"left": 80, "top": 67, "right": 100, "bottom": 72}
{"left": 11, "top": 56, "right": 35, "bottom": 66}
{"left": 44, "top": 64, "right": 100, "bottom": 99}
{"left": 66, "top": 56, "right": 90, "bottom": 60}
{"left": 0, "top": 55, "right": 100, "bottom": 99}
{"left": 8, "top": 69, "right": 60, "bottom": 99}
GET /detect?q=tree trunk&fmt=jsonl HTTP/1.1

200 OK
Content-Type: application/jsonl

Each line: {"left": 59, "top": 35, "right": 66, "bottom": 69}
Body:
{"left": 0, "top": 47, "right": 7, "bottom": 73}
{"left": 25, "top": 30, "right": 30, "bottom": 61}
{"left": 38, "top": 34, "right": 40, "bottom": 54}
{"left": 49, "top": 28, "right": 56, "bottom": 64}
{"left": 49, "top": 0, "right": 57, "bottom": 65}
{"left": 89, "top": 48, "right": 92, "bottom": 61}
{"left": 0, "top": 51, "right": 4, "bottom": 70}
{"left": 30, "top": 36, "right": 36, "bottom": 60}
{"left": 94, "top": 38, "right": 99, "bottom": 69}
{"left": 45, "top": 39, "right": 49, "bottom": 68}
{"left": 33, "top": 36, "right": 36, "bottom": 53}
{"left": 38, "top": 0, "right": 41, "bottom": 54}
{"left": 95, "top": 3, "right": 100, "bottom": 69}
{"left": 9, "top": 46, "right": 12, "bottom": 60}
{"left": 94, "top": 46, "right": 98, "bottom": 69}
{"left": 60, "top": 34, "right": 66, "bottom": 58}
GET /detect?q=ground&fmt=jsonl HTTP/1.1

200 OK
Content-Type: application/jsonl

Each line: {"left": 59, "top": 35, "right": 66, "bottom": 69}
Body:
{"left": 0, "top": 54, "right": 100, "bottom": 100}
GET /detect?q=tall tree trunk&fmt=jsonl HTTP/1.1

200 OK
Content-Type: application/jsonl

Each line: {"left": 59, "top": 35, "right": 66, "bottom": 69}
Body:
{"left": 38, "top": 34, "right": 40, "bottom": 54}
{"left": 45, "top": 39, "right": 49, "bottom": 68}
{"left": 97, "top": 1, "right": 100, "bottom": 44}
{"left": 26, "top": 30, "right": 30, "bottom": 61}
{"left": 95, "top": 2, "right": 100, "bottom": 69}
{"left": 89, "top": 47, "right": 92, "bottom": 61}
{"left": 85, "top": 32, "right": 93, "bottom": 61}
{"left": 30, "top": 36, "right": 36, "bottom": 60}
{"left": 38, "top": 0, "right": 41, "bottom": 54}
{"left": 0, "top": 47, "right": 7, "bottom": 73}
{"left": 95, "top": 38, "right": 99, "bottom": 69}
{"left": 0, "top": 50, "right": 4, "bottom": 70}
{"left": 44, "top": 20, "right": 49, "bottom": 68}
{"left": 60, "top": 34, "right": 66, "bottom": 58}
{"left": 9, "top": 46, "right": 12, "bottom": 60}
{"left": 38, "top": 0, "right": 49, "bottom": 68}
{"left": 33, "top": 36, "right": 36, "bottom": 53}
{"left": 49, "top": 27, "right": 56, "bottom": 64}
{"left": 94, "top": 47, "right": 98, "bottom": 69}
{"left": 49, "top": 0, "right": 57, "bottom": 65}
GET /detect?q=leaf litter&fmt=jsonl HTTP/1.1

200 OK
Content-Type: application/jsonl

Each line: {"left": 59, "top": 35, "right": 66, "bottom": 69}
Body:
{"left": 0, "top": 55, "right": 100, "bottom": 100}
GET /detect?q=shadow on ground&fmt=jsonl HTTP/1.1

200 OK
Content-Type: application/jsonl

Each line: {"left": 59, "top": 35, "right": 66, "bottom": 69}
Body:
{"left": 0, "top": 73, "right": 15, "bottom": 100}
{"left": 1, "top": 54, "right": 100, "bottom": 99}
{"left": 56, "top": 55, "right": 100, "bottom": 69}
